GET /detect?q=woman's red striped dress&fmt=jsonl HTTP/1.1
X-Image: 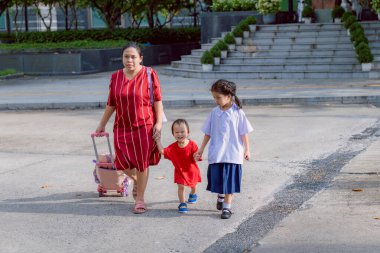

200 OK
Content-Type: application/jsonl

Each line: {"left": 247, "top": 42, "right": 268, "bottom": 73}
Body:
{"left": 107, "top": 66, "right": 162, "bottom": 172}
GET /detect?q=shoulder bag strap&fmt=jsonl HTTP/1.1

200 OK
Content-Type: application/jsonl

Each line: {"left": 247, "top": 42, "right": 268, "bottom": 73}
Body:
{"left": 147, "top": 67, "right": 154, "bottom": 106}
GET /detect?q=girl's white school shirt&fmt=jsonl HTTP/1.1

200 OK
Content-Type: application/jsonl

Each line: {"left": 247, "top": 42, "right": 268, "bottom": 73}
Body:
{"left": 201, "top": 103, "right": 253, "bottom": 165}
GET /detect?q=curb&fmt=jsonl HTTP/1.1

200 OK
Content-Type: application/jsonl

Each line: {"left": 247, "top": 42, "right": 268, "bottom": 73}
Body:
{"left": 1, "top": 95, "right": 380, "bottom": 110}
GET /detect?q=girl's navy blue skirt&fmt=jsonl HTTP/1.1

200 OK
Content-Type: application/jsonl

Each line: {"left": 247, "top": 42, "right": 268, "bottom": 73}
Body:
{"left": 206, "top": 163, "right": 242, "bottom": 194}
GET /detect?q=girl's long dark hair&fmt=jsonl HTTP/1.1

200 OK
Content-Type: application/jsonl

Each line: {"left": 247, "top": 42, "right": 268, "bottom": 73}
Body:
{"left": 211, "top": 79, "right": 242, "bottom": 108}
{"left": 122, "top": 41, "right": 142, "bottom": 56}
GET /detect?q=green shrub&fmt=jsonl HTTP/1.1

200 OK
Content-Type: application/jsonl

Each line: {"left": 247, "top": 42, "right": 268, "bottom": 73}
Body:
{"left": 210, "top": 46, "right": 222, "bottom": 58}
{"left": 239, "top": 19, "right": 250, "bottom": 31}
{"left": 12, "top": 27, "right": 200, "bottom": 45}
{"left": 349, "top": 22, "right": 363, "bottom": 33}
{"left": 332, "top": 6, "right": 345, "bottom": 18}
{"left": 342, "top": 11, "right": 354, "bottom": 22}
{"left": 372, "top": 0, "right": 380, "bottom": 13}
{"left": 224, "top": 33, "right": 236, "bottom": 44}
{"left": 246, "top": 16, "right": 257, "bottom": 25}
{"left": 355, "top": 41, "right": 370, "bottom": 55}
{"left": 350, "top": 29, "right": 366, "bottom": 42}
{"left": 201, "top": 50, "right": 214, "bottom": 64}
{"left": 344, "top": 16, "right": 357, "bottom": 29}
{"left": 357, "top": 47, "right": 374, "bottom": 63}
{"left": 353, "top": 35, "right": 369, "bottom": 46}
{"left": 232, "top": 27, "right": 244, "bottom": 38}
{"left": 211, "top": 0, "right": 257, "bottom": 12}
{"left": 216, "top": 40, "right": 228, "bottom": 51}
{"left": 302, "top": 6, "right": 314, "bottom": 18}
{"left": 0, "top": 68, "right": 17, "bottom": 76}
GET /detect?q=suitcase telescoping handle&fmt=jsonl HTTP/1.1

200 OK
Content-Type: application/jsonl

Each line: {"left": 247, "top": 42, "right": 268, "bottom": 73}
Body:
{"left": 91, "top": 132, "right": 115, "bottom": 168}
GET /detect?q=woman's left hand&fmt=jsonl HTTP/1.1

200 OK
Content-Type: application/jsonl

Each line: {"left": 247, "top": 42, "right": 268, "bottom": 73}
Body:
{"left": 153, "top": 123, "right": 162, "bottom": 140}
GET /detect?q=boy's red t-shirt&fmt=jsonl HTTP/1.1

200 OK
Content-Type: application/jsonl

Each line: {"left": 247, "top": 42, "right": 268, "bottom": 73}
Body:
{"left": 163, "top": 140, "right": 202, "bottom": 187}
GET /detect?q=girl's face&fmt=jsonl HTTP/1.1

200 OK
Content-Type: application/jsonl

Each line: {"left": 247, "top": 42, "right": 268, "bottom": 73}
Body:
{"left": 172, "top": 123, "right": 189, "bottom": 143}
{"left": 122, "top": 47, "right": 143, "bottom": 72}
{"left": 212, "top": 91, "right": 232, "bottom": 109}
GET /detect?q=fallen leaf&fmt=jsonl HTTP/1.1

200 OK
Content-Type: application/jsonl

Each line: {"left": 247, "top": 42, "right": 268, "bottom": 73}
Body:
{"left": 76, "top": 194, "right": 82, "bottom": 197}
{"left": 352, "top": 188, "right": 363, "bottom": 192}
{"left": 40, "top": 185, "right": 49, "bottom": 189}
{"left": 374, "top": 217, "right": 380, "bottom": 220}
{"left": 155, "top": 176, "right": 166, "bottom": 180}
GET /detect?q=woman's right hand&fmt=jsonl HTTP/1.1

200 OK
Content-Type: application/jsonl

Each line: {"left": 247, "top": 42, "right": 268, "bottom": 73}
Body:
{"left": 95, "top": 124, "right": 105, "bottom": 133}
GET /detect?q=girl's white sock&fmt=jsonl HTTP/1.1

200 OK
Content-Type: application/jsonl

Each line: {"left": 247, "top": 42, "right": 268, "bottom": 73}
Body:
{"left": 223, "top": 203, "right": 231, "bottom": 209}
{"left": 217, "top": 194, "right": 225, "bottom": 202}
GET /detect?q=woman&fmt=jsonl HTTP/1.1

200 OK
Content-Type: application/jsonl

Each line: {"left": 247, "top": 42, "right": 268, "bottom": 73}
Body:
{"left": 96, "top": 42, "right": 164, "bottom": 214}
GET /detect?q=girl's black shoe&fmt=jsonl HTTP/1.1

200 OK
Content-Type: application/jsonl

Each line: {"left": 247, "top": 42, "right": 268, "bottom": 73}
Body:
{"left": 221, "top": 208, "right": 232, "bottom": 219}
{"left": 216, "top": 194, "right": 224, "bottom": 210}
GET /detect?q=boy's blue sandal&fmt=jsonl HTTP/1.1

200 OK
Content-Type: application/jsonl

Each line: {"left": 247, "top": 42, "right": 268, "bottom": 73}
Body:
{"left": 221, "top": 208, "right": 232, "bottom": 219}
{"left": 188, "top": 193, "right": 198, "bottom": 204}
{"left": 178, "top": 203, "right": 188, "bottom": 213}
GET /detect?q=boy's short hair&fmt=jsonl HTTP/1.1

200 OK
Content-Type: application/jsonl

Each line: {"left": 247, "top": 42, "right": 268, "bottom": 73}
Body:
{"left": 171, "top": 119, "right": 190, "bottom": 134}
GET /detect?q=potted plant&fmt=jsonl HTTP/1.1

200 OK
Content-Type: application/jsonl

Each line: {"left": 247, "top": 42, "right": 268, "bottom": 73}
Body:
{"left": 216, "top": 40, "right": 228, "bottom": 58}
{"left": 371, "top": 0, "right": 380, "bottom": 19}
{"left": 210, "top": 46, "right": 222, "bottom": 65}
{"left": 232, "top": 27, "right": 244, "bottom": 45}
{"left": 201, "top": 50, "right": 214, "bottom": 71}
{"left": 239, "top": 20, "right": 250, "bottom": 38}
{"left": 246, "top": 16, "right": 257, "bottom": 32}
{"left": 302, "top": 6, "right": 314, "bottom": 23}
{"left": 353, "top": 36, "right": 369, "bottom": 48}
{"left": 224, "top": 33, "right": 236, "bottom": 51}
{"left": 256, "top": 0, "right": 280, "bottom": 24}
{"left": 344, "top": 15, "right": 357, "bottom": 35}
{"left": 357, "top": 46, "right": 374, "bottom": 71}
{"left": 342, "top": 11, "right": 354, "bottom": 23}
{"left": 332, "top": 6, "right": 345, "bottom": 23}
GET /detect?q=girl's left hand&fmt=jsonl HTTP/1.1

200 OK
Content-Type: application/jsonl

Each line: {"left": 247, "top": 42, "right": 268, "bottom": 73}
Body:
{"left": 153, "top": 123, "right": 162, "bottom": 140}
{"left": 244, "top": 150, "right": 250, "bottom": 161}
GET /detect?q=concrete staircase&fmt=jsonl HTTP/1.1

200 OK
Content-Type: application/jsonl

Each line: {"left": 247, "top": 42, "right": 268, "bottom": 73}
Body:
{"left": 162, "top": 22, "right": 380, "bottom": 79}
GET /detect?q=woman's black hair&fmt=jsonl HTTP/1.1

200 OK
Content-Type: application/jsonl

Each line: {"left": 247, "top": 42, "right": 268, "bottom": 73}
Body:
{"left": 122, "top": 42, "right": 142, "bottom": 56}
{"left": 211, "top": 79, "right": 242, "bottom": 108}
{"left": 171, "top": 119, "right": 190, "bottom": 134}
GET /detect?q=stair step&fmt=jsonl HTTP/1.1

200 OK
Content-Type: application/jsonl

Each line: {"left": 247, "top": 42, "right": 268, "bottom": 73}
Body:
{"left": 172, "top": 61, "right": 362, "bottom": 71}
{"left": 162, "top": 67, "right": 371, "bottom": 79}
{"left": 164, "top": 22, "right": 380, "bottom": 79}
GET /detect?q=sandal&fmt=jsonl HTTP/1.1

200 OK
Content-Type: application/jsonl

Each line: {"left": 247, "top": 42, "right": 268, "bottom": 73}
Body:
{"left": 133, "top": 200, "right": 147, "bottom": 214}
{"left": 132, "top": 183, "right": 137, "bottom": 200}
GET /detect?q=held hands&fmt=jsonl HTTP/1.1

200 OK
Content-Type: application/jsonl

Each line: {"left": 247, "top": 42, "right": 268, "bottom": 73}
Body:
{"left": 152, "top": 123, "right": 162, "bottom": 140}
{"left": 193, "top": 150, "right": 203, "bottom": 161}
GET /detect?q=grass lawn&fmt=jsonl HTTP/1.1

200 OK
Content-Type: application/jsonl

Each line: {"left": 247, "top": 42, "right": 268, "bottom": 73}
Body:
{"left": 0, "top": 68, "right": 17, "bottom": 76}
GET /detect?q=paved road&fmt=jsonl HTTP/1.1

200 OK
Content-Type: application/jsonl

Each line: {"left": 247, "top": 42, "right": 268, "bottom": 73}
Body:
{"left": 1, "top": 105, "right": 379, "bottom": 253}
{"left": 1, "top": 65, "right": 380, "bottom": 109}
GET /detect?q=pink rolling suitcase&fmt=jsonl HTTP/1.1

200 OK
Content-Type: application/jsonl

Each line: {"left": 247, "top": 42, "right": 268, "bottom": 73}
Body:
{"left": 91, "top": 132, "right": 129, "bottom": 197}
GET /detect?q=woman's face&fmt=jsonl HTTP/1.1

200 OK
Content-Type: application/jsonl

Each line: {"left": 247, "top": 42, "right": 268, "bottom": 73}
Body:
{"left": 122, "top": 47, "right": 143, "bottom": 72}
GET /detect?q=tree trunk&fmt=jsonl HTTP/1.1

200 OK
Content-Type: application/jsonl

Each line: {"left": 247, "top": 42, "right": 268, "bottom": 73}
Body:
{"left": 23, "top": 0, "right": 28, "bottom": 31}
{"left": 5, "top": 8, "right": 11, "bottom": 34}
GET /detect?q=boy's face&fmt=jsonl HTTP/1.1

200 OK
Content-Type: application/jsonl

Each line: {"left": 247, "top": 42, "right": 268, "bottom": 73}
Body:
{"left": 172, "top": 123, "right": 189, "bottom": 143}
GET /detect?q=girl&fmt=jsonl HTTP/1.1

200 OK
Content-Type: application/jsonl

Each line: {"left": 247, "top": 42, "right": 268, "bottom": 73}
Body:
{"left": 156, "top": 119, "right": 202, "bottom": 213}
{"left": 194, "top": 79, "right": 253, "bottom": 219}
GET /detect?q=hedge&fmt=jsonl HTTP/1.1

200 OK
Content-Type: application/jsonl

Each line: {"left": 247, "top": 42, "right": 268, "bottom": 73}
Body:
{"left": 0, "top": 27, "right": 200, "bottom": 45}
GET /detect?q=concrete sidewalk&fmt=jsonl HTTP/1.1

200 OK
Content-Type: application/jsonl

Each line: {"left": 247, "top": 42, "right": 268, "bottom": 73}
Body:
{"left": 252, "top": 138, "right": 380, "bottom": 253}
{"left": 1, "top": 65, "right": 380, "bottom": 109}
{"left": 1, "top": 67, "right": 380, "bottom": 252}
